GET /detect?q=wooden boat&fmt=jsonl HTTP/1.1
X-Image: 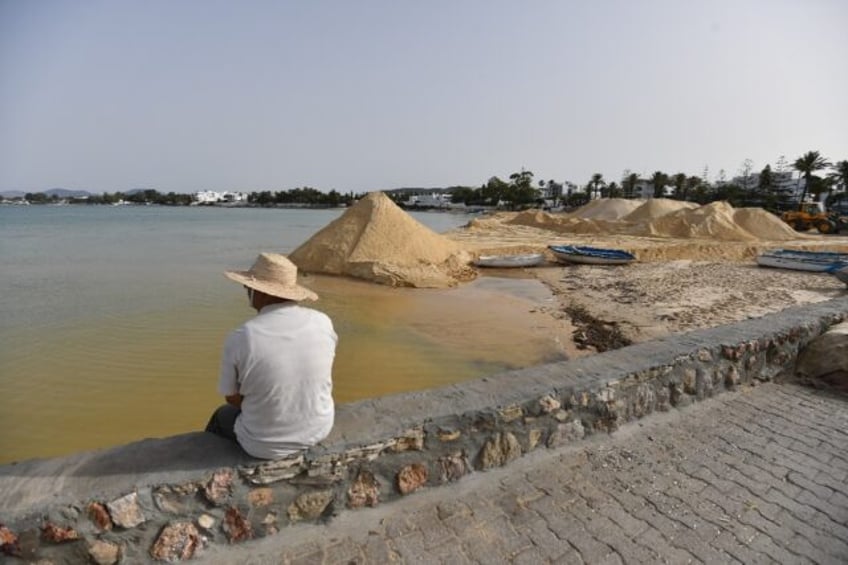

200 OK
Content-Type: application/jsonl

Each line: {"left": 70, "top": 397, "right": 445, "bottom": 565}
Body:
{"left": 755, "top": 249, "right": 848, "bottom": 272}
{"left": 474, "top": 253, "right": 546, "bottom": 268}
{"left": 548, "top": 245, "right": 636, "bottom": 265}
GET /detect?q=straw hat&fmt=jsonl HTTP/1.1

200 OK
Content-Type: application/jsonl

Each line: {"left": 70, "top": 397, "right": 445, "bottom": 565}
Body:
{"left": 225, "top": 253, "right": 318, "bottom": 301}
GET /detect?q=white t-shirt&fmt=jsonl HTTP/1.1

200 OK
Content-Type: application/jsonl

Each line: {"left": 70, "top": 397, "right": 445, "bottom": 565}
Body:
{"left": 218, "top": 302, "right": 337, "bottom": 459}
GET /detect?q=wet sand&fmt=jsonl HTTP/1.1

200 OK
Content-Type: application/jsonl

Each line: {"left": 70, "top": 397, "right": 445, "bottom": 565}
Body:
{"left": 446, "top": 221, "right": 848, "bottom": 352}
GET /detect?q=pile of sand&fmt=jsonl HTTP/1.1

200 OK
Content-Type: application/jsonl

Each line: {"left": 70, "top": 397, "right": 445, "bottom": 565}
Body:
{"left": 289, "top": 192, "right": 475, "bottom": 288}
{"left": 494, "top": 198, "right": 802, "bottom": 242}
{"left": 621, "top": 198, "right": 699, "bottom": 222}
{"left": 640, "top": 201, "right": 801, "bottom": 241}
{"left": 567, "top": 198, "right": 644, "bottom": 220}
{"left": 732, "top": 207, "right": 805, "bottom": 240}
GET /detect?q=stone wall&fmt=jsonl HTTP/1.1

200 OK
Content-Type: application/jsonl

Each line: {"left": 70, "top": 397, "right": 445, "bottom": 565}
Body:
{"left": 2, "top": 296, "right": 847, "bottom": 564}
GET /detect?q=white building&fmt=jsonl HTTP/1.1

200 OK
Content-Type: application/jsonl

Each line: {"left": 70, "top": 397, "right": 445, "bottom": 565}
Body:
{"left": 193, "top": 191, "right": 248, "bottom": 204}
{"left": 630, "top": 180, "right": 672, "bottom": 199}
{"left": 404, "top": 192, "right": 454, "bottom": 208}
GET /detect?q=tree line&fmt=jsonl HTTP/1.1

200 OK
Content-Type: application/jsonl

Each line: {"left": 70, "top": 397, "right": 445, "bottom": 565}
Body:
{"left": 14, "top": 150, "right": 847, "bottom": 212}
{"left": 20, "top": 187, "right": 358, "bottom": 207}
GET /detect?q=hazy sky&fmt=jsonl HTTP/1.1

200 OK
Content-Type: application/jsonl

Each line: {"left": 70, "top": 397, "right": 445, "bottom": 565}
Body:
{"left": 1, "top": 0, "right": 846, "bottom": 193}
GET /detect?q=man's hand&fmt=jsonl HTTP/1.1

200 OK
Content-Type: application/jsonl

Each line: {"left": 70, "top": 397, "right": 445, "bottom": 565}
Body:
{"left": 225, "top": 394, "right": 243, "bottom": 408}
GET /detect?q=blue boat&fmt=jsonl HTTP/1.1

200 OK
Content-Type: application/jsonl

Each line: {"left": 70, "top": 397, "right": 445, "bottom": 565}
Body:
{"left": 548, "top": 245, "right": 636, "bottom": 265}
{"left": 756, "top": 249, "right": 848, "bottom": 272}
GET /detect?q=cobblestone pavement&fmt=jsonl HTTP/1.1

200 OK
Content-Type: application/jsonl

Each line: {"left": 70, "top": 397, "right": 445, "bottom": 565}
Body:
{"left": 203, "top": 383, "right": 848, "bottom": 564}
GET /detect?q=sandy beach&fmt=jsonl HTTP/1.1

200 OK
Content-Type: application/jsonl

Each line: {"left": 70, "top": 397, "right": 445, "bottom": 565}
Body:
{"left": 444, "top": 211, "right": 848, "bottom": 355}
{"left": 291, "top": 192, "right": 848, "bottom": 360}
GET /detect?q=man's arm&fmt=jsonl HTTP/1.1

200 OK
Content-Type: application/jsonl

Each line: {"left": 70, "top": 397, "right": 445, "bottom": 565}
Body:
{"left": 219, "top": 328, "right": 245, "bottom": 408}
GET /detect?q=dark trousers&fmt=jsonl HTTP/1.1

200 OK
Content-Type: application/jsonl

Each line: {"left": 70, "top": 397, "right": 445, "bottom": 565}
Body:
{"left": 205, "top": 404, "right": 240, "bottom": 441}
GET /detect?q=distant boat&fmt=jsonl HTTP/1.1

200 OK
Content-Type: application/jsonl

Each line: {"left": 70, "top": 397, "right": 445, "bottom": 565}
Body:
{"left": 474, "top": 253, "right": 546, "bottom": 268}
{"left": 548, "top": 244, "right": 636, "bottom": 265}
{"left": 755, "top": 249, "right": 848, "bottom": 272}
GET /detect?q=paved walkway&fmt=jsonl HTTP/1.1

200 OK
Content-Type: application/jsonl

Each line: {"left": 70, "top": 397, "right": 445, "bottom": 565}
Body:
{"left": 203, "top": 382, "right": 848, "bottom": 564}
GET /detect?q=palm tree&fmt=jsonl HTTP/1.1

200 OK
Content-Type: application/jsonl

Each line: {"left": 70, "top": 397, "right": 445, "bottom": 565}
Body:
{"left": 829, "top": 160, "right": 848, "bottom": 194}
{"left": 671, "top": 173, "right": 687, "bottom": 200}
{"left": 589, "top": 173, "right": 605, "bottom": 199}
{"left": 793, "top": 151, "right": 831, "bottom": 209}
{"left": 650, "top": 171, "right": 668, "bottom": 198}
{"left": 623, "top": 172, "right": 639, "bottom": 198}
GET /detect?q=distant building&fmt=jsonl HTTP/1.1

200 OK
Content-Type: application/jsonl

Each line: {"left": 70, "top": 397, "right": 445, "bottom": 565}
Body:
{"left": 404, "top": 192, "right": 454, "bottom": 208}
{"left": 631, "top": 180, "right": 674, "bottom": 199}
{"left": 730, "top": 171, "right": 805, "bottom": 201}
{"left": 193, "top": 191, "right": 248, "bottom": 204}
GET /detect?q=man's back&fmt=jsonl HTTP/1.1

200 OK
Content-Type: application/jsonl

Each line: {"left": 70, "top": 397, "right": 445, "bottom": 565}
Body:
{"left": 219, "top": 302, "right": 337, "bottom": 459}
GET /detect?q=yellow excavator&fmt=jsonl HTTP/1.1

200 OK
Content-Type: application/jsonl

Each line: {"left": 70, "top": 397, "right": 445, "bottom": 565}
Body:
{"left": 781, "top": 202, "right": 848, "bottom": 234}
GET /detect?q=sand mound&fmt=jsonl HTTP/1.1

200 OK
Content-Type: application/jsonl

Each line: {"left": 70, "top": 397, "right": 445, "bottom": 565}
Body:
{"left": 623, "top": 198, "right": 699, "bottom": 222}
{"left": 567, "top": 198, "right": 645, "bottom": 220}
{"left": 643, "top": 201, "right": 760, "bottom": 241}
{"left": 508, "top": 209, "right": 556, "bottom": 228}
{"left": 633, "top": 201, "right": 801, "bottom": 242}
{"left": 507, "top": 210, "right": 613, "bottom": 235}
{"left": 455, "top": 199, "right": 813, "bottom": 249}
{"left": 289, "top": 192, "right": 475, "bottom": 288}
{"left": 732, "top": 207, "right": 804, "bottom": 240}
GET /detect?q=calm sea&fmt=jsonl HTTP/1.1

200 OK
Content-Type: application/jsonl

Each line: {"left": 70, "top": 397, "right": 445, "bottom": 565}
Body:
{"left": 0, "top": 205, "right": 563, "bottom": 463}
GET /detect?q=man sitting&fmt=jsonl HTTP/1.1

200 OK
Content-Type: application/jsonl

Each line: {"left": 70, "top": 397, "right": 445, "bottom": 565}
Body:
{"left": 205, "top": 253, "right": 337, "bottom": 459}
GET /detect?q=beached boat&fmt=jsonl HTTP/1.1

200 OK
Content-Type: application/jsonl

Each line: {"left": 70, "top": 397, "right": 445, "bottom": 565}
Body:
{"left": 548, "top": 245, "right": 636, "bottom": 265}
{"left": 474, "top": 253, "right": 546, "bottom": 268}
{"left": 755, "top": 249, "right": 848, "bottom": 272}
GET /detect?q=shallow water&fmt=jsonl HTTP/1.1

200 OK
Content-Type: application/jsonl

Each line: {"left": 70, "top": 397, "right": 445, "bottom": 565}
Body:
{"left": 0, "top": 205, "right": 565, "bottom": 463}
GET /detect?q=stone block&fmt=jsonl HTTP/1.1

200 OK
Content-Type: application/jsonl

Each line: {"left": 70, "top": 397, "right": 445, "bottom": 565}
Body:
{"left": 240, "top": 455, "right": 304, "bottom": 485}
{"left": 152, "top": 483, "right": 199, "bottom": 514}
{"left": 106, "top": 492, "right": 145, "bottom": 529}
{"left": 796, "top": 321, "right": 848, "bottom": 386}
{"left": 203, "top": 469, "right": 234, "bottom": 505}
{"left": 477, "top": 432, "right": 522, "bottom": 470}
{"left": 87, "top": 502, "right": 112, "bottom": 531}
{"left": 632, "top": 382, "right": 656, "bottom": 417}
{"left": 288, "top": 490, "right": 334, "bottom": 521}
{"left": 347, "top": 469, "right": 380, "bottom": 508}
{"left": 149, "top": 522, "right": 203, "bottom": 562}
{"left": 438, "top": 451, "right": 469, "bottom": 483}
{"left": 196, "top": 514, "right": 215, "bottom": 531}
{"left": 0, "top": 524, "right": 19, "bottom": 556}
{"left": 40, "top": 522, "right": 79, "bottom": 543}
{"left": 397, "top": 463, "right": 428, "bottom": 495}
{"left": 223, "top": 507, "right": 253, "bottom": 543}
{"left": 88, "top": 540, "right": 121, "bottom": 565}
